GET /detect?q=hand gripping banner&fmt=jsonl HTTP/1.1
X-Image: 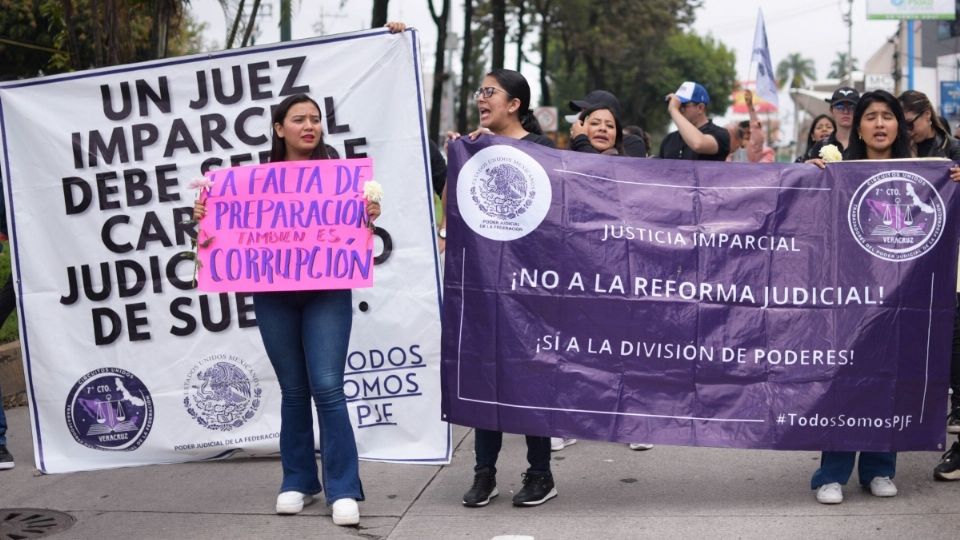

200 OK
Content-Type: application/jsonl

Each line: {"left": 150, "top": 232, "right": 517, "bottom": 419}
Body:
{"left": 441, "top": 136, "right": 959, "bottom": 452}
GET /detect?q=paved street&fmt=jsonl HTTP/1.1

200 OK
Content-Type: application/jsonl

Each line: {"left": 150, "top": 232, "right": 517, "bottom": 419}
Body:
{"left": 0, "top": 405, "right": 957, "bottom": 539}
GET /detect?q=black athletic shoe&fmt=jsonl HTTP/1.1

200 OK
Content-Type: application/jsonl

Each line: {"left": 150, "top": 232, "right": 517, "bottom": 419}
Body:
{"left": 947, "top": 407, "right": 960, "bottom": 435}
{"left": 934, "top": 441, "right": 960, "bottom": 481}
{"left": 511, "top": 472, "right": 557, "bottom": 507}
{"left": 0, "top": 445, "right": 14, "bottom": 470}
{"left": 462, "top": 468, "right": 499, "bottom": 507}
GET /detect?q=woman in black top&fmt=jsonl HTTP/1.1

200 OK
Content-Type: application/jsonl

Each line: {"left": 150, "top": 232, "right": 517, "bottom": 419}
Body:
{"left": 899, "top": 90, "right": 960, "bottom": 160}
{"left": 446, "top": 69, "right": 559, "bottom": 510}
{"left": 569, "top": 104, "right": 623, "bottom": 155}
{"left": 796, "top": 114, "right": 838, "bottom": 162}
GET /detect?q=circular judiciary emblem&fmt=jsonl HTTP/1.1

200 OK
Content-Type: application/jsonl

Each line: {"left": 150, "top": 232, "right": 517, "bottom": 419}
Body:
{"left": 848, "top": 170, "right": 946, "bottom": 261}
{"left": 456, "top": 144, "right": 552, "bottom": 241}
{"left": 183, "top": 354, "right": 262, "bottom": 431}
{"left": 65, "top": 368, "right": 154, "bottom": 451}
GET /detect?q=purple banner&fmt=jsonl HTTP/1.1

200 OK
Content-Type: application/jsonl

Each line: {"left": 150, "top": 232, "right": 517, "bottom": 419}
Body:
{"left": 440, "top": 135, "right": 959, "bottom": 452}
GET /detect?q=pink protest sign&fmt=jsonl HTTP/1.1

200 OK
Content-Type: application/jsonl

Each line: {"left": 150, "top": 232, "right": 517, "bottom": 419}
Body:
{"left": 196, "top": 158, "right": 375, "bottom": 292}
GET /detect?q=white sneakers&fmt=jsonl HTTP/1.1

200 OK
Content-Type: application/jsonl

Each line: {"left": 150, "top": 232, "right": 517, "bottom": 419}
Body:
{"left": 550, "top": 437, "right": 577, "bottom": 451}
{"left": 331, "top": 498, "right": 360, "bottom": 526}
{"left": 816, "top": 477, "right": 898, "bottom": 504}
{"left": 276, "top": 493, "right": 359, "bottom": 526}
{"left": 275, "top": 491, "right": 315, "bottom": 514}
{"left": 628, "top": 443, "right": 654, "bottom": 451}
{"left": 816, "top": 482, "right": 843, "bottom": 504}
{"left": 868, "top": 476, "right": 898, "bottom": 497}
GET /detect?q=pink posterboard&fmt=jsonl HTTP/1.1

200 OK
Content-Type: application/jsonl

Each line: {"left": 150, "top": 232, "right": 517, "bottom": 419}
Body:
{"left": 196, "top": 158, "right": 375, "bottom": 292}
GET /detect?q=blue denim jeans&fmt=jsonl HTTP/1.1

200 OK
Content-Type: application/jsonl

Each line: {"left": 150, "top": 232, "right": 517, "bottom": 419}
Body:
{"left": 253, "top": 290, "right": 363, "bottom": 505}
{"left": 474, "top": 429, "right": 551, "bottom": 476}
{"left": 0, "top": 383, "right": 7, "bottom": 446}
{"left": 811, "top": 451, "right": 897, "bottom": 488}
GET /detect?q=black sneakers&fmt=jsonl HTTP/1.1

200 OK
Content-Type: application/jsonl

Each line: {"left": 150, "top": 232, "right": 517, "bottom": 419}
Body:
{"left": 934, "top": 440, "right": 960, "bottom": 481}
{"left": 948, "top": 407, "right": 960, "bottom": 435}
{"left": 511, "top": 472, "right": 557, "bottom": 507}
{"left": 462, "top": 468, "right": 499, "bottom": 507}
{"left": 0, "top": 445, "right": 14, "bottom": 470}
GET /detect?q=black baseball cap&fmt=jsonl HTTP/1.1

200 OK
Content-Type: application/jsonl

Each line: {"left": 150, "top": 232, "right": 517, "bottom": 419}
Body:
{"left": 825, "top": 86, "right": 860, "bottom": 106}
{"left": 570, "top": 90, "right": 622, "bottom": 117}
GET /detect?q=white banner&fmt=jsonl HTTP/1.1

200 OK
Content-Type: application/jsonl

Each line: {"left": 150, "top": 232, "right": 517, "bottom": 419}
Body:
{"left": 867, "top": 0, "right": 956, "bottom": 20}
{"left": 0, "top": 29, "right": 450, "bottom": 473}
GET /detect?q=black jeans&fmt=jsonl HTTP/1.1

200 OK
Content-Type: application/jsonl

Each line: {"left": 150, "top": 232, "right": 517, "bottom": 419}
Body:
{"left": 952, "top": 293, "right": 960, "bottom": 409}
{"left": 474, "top": 429, "right": 551, "bottom": 475}
{"left": 0, "top": 276, "right": 14, "bottom": 326}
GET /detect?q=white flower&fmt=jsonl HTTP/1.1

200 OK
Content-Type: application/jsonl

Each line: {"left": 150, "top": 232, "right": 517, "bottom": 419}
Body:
{"left": 363, "top": 180, "right": 383, "bottom": 203}
{"left": 188, "top": 176, "right": 214, "bottom": 192}
{"left": 819, "top": 144, "right": 842, "bottom": 162}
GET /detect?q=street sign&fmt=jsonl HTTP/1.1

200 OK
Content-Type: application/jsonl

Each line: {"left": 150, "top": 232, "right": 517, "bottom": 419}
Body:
{"left": 867, "top": 0, "right": 956, "bottom": 20}
{"left": 865, "top": 73, "right": 896, "bottom": 93}
{"left": 534, "top": 106, "right": 558, "bottom": 132}
{"left": 940, "top": 81, "right": 960, "bottom": 129}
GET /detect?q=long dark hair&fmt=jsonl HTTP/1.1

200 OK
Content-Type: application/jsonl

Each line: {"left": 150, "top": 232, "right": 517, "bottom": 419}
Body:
{"left": 269, "top": 94, "right": 329, "bottom": 162}
{"left": 844, "top": 90, "right": 912, "bottom": 160}
{"left": 899, "top": 89, "right": 953, "bottom": 154}
{"left": 805, "top": 114, "right": 836, "bottom": 151}
{"left": 487, "top": 68, "right": 542, "bottom": 135}
{"left": 579, "top": 104, "right": 624, "bottom": 153}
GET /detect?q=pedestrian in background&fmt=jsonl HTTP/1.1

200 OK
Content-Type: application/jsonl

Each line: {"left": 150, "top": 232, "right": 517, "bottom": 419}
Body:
{"left": 796, "top": 114, "right": 837, "bottom": 162}
{"left": 569, "top": 90, "right": 647, "bottom": 157}
{"left": 825, "top": 86, "right": 858, "bottom": 150}
{"left": 898, "top": 90, "right": 960, "bottom": 481}
{"left": 726, "top": 90, "right": 773, "bottom": 162}
{"left": 659, "top": 81, "right": 730, "bottom": 161}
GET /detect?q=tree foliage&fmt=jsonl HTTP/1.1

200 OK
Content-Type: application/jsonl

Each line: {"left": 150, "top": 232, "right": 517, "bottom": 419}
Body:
{"left": 0, "top": 0, "right": 204, "bottom": 79}
{"left": 776, "top": 52, "right": 816, "bottom": 89}
{"left": 540, "top": 0, "right": 733, "bottom": 134}
{"left": 827, "top": 51, "right": 857, "bottom": 80}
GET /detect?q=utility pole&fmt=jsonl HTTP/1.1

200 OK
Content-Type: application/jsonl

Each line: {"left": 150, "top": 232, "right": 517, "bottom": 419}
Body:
{"left": 844, "top": 0, "right": 854, "bottom": 84}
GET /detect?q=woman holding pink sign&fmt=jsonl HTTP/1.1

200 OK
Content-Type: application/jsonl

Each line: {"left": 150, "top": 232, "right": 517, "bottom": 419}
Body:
{"left": 194, "top": 92, "right": 381, "bottom": 526}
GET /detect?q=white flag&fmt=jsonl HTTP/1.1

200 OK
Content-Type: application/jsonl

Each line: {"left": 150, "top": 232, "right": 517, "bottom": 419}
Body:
{"left": 751, "top": 8, "right": 779, "bottom": 108}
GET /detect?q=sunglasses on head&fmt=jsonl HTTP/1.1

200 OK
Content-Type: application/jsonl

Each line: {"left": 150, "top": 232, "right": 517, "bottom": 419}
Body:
{"left": 474, "top": 86, "right": 509, "bottom": 100}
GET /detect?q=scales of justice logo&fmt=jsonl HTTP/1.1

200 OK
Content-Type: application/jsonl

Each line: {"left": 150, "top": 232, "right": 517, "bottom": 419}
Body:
{"left": 64, "top": 368, "right": 154, "bottom": 451}
{"left": 848, "top": 170, "right": 946, "bottom": 261}
{"left": 183, "top": 354, "right": 262, "bottom": 431}
{"left": 456, "top": 144, "right": 552, "bottom": 241}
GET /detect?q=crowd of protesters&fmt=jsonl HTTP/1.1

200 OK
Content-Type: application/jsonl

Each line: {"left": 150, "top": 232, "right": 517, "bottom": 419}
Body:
{"left": 435, "top": 70, "right": 960, "bottom": 510}
{"left": 2, "top": 29, "right": 959, "bottom": 529}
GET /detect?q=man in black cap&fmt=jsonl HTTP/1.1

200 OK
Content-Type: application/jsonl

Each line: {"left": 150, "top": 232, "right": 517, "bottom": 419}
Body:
{"left": 568, "top": 90, "right": 647, "bottom": 157}
{"left": 825, "top": 86, "right": 859, "bottom": 150}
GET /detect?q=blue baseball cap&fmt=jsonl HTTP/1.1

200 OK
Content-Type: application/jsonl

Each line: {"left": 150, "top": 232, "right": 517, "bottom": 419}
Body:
{"left": 675, "top": 81, "right": 710, "bottom": 104}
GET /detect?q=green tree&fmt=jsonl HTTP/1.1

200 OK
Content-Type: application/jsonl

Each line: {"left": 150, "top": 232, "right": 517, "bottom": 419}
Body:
{"left": 540, "top": 0, "right": 731, "bottom": 135}
{"left": 0, "top": 0, "right": 204, "bottom": 78}
{"left": 827, "top": 51, "right": 857, "bottom": 80}
{"left": 776, "top": 52, "right": 816, "bottom": 89}
{"left": 0, "top": 0, "right": 59, "bottom": 79}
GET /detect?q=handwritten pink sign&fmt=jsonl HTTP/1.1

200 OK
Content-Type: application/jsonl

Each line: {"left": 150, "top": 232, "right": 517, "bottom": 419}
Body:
{"left": 196, "top": 158, "right": 375, "bottom": 292}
